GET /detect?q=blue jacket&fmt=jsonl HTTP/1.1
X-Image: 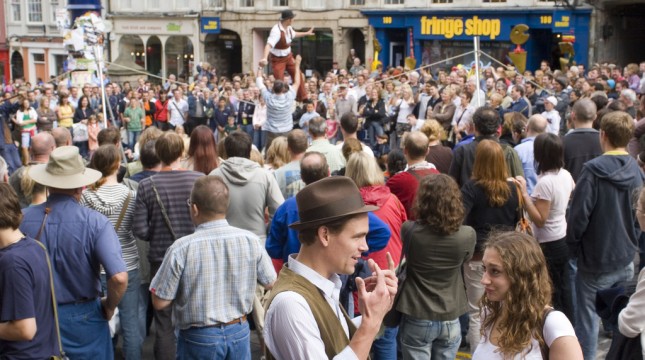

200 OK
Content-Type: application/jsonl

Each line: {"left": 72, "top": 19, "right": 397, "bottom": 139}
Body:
{"left": 567, "top": 154, "right": 644, "bottom": 273}
{"left": 266, "top": 197, "right": 391, "bottom": 262}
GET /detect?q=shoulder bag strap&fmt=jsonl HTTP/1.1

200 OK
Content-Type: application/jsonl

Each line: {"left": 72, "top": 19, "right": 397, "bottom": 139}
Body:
{"left": 150, "top": 178, "right": 178, "bottom": 241}
{"left": 514, "top": 181, "right": 527, "bottom": 221}
{"left": 406, "top": 168, "right": 421, "bottom": 181}
{"left": 114, "top": 192, "right": 132, "bottom": 232}
{"left": 33, "top": 207, "right": 66, "bottom": 358}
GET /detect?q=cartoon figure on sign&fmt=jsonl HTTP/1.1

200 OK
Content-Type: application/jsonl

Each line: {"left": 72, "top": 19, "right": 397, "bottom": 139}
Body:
{"left": 508, "top": 24, "right": 529, "bottom": 73}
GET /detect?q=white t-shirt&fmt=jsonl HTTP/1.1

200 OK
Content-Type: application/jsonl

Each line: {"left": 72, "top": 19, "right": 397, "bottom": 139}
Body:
{"left": 169, "top": 98, "right": 188, "bottom": 127}
{"left": 530, "top": 168, "right": 575, "bottom": 242}
{"left": 396, "top": 99, "right": 413, "bottom": 124}
{"left": 473, "top": 310, "right": 576, "bottom": 360}
{"left": 542, "top": 110, "right": 561, "bottom": 135}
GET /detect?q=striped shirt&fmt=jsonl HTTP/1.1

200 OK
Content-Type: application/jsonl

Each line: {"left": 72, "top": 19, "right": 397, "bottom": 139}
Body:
{"left": 81, "top": 184, "right": 139, "bottom": 271}
{"left": 257, "top": 76, "right": 295, "bottom": 133}
{"left": 150, "top": 219, "right": 276, "bottom": 330}
{"left": 133, "top": 170, "right": 203, "bottom": 264}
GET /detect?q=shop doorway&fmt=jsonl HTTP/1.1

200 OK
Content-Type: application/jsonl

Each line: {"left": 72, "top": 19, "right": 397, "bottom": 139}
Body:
{"left": 165, "top": 36, "right": 194, "bottom": 81}
{"left": 390, "top": 42, "right": 405, "bottom": 68}
{"left": 349, "top": 29, "right": 365, "bottom": 65}
{"left": 146, "top": 36, "right": 162, "bottom": 78}
{"left": 204, "top": 30, "right": 242, "bottom": 78}
{"left": 11, "top": 51, "right": 24, "bottom": 80}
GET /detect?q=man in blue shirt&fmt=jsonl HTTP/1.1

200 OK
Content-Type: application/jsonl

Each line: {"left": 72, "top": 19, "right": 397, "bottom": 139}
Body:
{"left": 0, "top": 183, "right": 59, "bottom": 359}
{"left": 20, "top": 146, "right": 127, "bottom": 360}
{"left": 501, "top": 85, "right": 530, "bottom": 118}
{"left": 514, "top": 114, "right": 548, "bottom": 194}
{"left": 267, "top": 151, "right": 390, "bottom": 263}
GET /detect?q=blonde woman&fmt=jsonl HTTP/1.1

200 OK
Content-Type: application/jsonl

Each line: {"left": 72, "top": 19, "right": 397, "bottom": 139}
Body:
{"left": 123, "top": 98, "right": 145, "bottom": 147}
{"left": 390, "top": 85, "right": 416, "bottom": 148}
{"left": 264, "top": 135, "right": 290, "bottom": 172}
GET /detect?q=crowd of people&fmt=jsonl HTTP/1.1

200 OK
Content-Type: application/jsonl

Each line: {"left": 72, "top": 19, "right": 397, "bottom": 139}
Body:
{"left": 0, "top": 51, "right": 645, "bottom": 360}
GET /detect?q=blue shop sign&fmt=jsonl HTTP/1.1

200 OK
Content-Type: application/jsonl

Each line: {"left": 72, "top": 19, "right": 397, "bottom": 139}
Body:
{"left": 201, "top": 17, "right": 220, "bottom": 34}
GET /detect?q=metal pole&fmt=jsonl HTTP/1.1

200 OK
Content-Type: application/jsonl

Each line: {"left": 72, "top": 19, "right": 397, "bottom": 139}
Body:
{"left": 473, "top": 36, "right": 482, "bottom": 108}
{"left": 95, "top": 45, "right": 108, "bottom": 128}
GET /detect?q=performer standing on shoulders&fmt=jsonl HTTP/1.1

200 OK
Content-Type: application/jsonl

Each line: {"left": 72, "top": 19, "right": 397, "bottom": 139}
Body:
{"left": 260, "top": 10, "right": 312, "bottom": 102}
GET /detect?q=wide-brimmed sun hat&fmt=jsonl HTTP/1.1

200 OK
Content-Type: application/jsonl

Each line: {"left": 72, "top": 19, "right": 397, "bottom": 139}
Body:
{"left": 29, "top": 146, "right": 102, "bottom": 189}
{"left": 289, "top": 176, "right": 379, "bottom": 231}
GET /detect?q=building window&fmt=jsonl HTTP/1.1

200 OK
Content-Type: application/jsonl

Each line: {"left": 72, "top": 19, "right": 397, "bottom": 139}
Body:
{"left": 239, "top": 0, "right": 253, "bottom": 7}
{"left": 28, "top": 0, "right": 43, "bottom": 22}
{"left": 51, "top": 0, "right": 59, "bottom": 22}
{"left": 384, "top": 0, "right": 404, "bottom": 4}
{"left": 11, "top": 0, "right": 21, "bottom": 21}
{"left": 306, "top": 0, "right": 324, "bottom": 7}
{"left": 121, "top": 0, "right": 132, "bottom": 8}
{"left": 432, "top": 0, "right": 452, "bottom": 2}
{"left": 350, "top": 0, "right": 365, "bottom": 4}
{"left": 273, "top": 0, "right": 288, "bottom": 6}
{"left": 483, "top": 0, "right": 507, "bottom": 2}
{"left": 148, "top": 0, "right": 160, "bottom": 7}
{"left": 33, "top": 53, "right": 45, "bottom": 62}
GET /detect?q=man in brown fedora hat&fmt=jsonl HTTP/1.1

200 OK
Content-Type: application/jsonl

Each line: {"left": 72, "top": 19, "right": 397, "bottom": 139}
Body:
{"left": 264, "top": 176, "right": 398, "bottom": 359}
{"left": 259, "top": 10, "right": 312, "bottom": 102}
{"left": 19, "top": 146, "right": 127, "bottom": 360}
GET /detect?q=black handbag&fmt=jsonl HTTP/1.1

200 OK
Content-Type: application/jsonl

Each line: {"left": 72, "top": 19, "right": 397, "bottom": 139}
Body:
{"left": 382, "top": 221, "right": 416, "bottom": 327}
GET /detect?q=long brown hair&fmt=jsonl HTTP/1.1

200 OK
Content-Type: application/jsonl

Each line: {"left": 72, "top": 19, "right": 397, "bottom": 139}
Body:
{"left": 413, "top": 174, "right": 464, "bottom": 235}
{"left": 187, "top": 125, "right": 219, "bottom": 174}
{"left": 89, "top": 145, "right": 121, "bottom": 190}
{"left": 480, "top": 231, "right": 553, "bottom": 358}
{"left": 472, "top": 139, "right": 510, "bottom": 207}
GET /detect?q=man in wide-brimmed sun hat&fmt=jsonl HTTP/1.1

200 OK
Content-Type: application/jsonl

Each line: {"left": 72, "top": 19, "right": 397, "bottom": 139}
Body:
{"left": 264, "top": 176, "right": 398, "bottom": 359}
{"left": 19, "top": 146, "right": 127, "bottom": 360}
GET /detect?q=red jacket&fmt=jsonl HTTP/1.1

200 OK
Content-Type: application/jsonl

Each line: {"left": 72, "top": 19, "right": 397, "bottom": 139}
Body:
{"left": 360, "top": 185, "right": 407, "bottom": 269}
{"left": 386, "top": 167, "right": 439, "bottom": 219}
{"left": 155, "top": 100, "right": 169, "bottom": 122}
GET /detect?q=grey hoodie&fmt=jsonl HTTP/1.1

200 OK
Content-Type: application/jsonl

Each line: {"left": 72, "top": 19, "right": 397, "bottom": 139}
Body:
{"left": 210, "top": 157, "right": 284, "bottom": 242}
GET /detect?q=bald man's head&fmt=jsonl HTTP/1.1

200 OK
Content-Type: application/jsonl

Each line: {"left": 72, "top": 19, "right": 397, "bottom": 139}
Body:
{"left": 30, "top": 132, "right": 56, "bottom": 162}
{"left": 404, "top": 131, "right": 430, "bottom": 160}
{"left": 51, "top": 127, "right": 72, "bottom": 147}
{"left": 527, "top": 114, "right": 548, "bottom": 136}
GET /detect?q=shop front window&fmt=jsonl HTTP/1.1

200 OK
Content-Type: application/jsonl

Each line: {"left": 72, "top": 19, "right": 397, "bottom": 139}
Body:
{"left": 165, "top": 36, "right": 194, "bottom": 79}
{"left": 420, "top": 39, "right": 512, "bottom": 74}
{"left": 291, "top": 29, "right": 333, "bottom": 76}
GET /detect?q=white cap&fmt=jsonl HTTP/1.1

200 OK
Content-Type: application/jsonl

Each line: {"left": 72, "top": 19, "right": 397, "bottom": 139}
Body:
{"left": 546, "top": 96, "right": 558, "bottom": 107}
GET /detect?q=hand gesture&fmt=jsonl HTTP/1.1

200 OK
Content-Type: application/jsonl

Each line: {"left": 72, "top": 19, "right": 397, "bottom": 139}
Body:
{"left": 355, "top": 258, "right": 397, "bottom": 327}
{"left": 259, "top": 59, "right": 268, "bottom": 67}
{"left": 307, "top": 27, "right": 315, "bottom": 35}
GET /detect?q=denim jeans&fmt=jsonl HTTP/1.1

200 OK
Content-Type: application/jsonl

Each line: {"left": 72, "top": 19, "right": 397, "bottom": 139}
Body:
{"left": 241, "top": 124, "right": 254, "bottom": 142}
{"left": 139, "top": 283, "right": 151, "bottom": 340}
{"left": 177, "top": 321, "right": 251, "bottom": 360}
{"left": 58, "top": 298, "right": 113, "bottom": 360}
{"left": 575, "top": 262, "right": 634, "bottom": 360}
{"left": 372, "top": 326, "right": 399, "bottom": 360}
{"left": 101, "top": 269, "right": 142, "bottom": 360}
{"left": 463, "top": 260, "right": 484, "bottom": 354}
{"left": 128, "top": 130, "right": 141, "bottom": 149}
{"left": 253, "top": 129, "right": 266, "bottom": 152}
{"left": 399, "top": 315, "right": 461, "bottom": 360}
{"left": 366, "top": 121, "right": 385, "bottom": 149}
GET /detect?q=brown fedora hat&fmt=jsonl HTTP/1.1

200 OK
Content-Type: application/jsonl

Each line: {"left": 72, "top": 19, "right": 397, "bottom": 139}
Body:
{"left": 289, "top": 176, "right": 379, "bottom": 231}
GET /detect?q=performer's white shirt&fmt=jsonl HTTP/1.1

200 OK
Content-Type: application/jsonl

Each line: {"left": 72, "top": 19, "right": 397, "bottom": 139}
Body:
{"left": 264, "top": 255, "right": 361, "bottom": 360}
{"left": 267, "top": 22, "right": 297, "bottom": 57}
